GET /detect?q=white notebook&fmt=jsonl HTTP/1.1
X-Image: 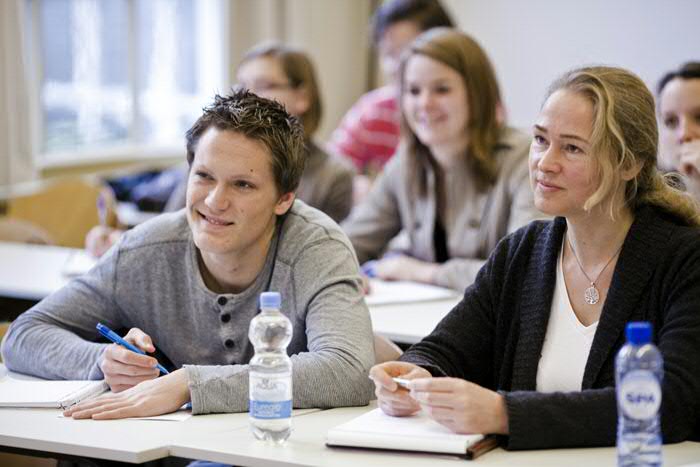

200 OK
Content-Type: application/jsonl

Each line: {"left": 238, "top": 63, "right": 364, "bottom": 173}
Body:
{"left": 0, "top": 379, "right": 109, "bottom": 409}
{"left": 365, "top": 280, "right": 458, "bottom": 306}
{"left": 326, "top": 408, "right": 493, "bottom": 458}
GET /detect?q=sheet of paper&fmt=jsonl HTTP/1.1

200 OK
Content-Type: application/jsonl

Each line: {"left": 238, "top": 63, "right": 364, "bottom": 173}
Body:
{"left": 0, "top": 379, "right": 106, "bottom": 408}
{"left": 62, "top": 250, "right": 97, "bottom": 277}
{"left": 133, "top": 410, "right": 192, "bottom": 421}
{"left": 365, "top": 280, "right": 458, "bottom": 306}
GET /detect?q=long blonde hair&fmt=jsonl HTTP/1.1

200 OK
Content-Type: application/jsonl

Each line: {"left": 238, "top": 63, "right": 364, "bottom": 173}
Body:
{"left": 545, "top": 66, "right": 700, "bottom": 226}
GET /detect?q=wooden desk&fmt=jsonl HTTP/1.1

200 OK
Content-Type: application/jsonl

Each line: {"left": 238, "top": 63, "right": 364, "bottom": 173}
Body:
{"left": 172, "top": 403, "right": 700, "bottom": 467}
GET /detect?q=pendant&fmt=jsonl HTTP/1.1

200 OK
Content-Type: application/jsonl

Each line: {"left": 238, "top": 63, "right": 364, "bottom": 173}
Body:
{"left": 584, "top": 284, "right": 600, "bottom": 305}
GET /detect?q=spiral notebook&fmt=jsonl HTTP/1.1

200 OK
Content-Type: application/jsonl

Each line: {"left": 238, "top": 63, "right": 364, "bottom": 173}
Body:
{"left": 326, "top": 408, "right": 497, "bottom": 459}
{"left": 0, "top": 379, "right": 109, "bottom": 409}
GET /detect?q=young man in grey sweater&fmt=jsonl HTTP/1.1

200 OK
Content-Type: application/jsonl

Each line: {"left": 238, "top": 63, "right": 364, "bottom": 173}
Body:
{"left": 1, "top": 90, "right": 375, "bottom": 419}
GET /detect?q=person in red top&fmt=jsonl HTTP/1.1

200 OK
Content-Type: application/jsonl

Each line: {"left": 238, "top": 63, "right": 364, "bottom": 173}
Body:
{"left": 328, "top": 0, "right": 454, "bottom": 177}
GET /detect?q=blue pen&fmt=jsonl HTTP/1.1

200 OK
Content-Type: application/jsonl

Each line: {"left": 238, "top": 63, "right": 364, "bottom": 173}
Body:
{"left": 360, "top": 260, "right": 378, "bottom": 278}
{"left": 96, "top": 323, "right": 169, "bottom": 375}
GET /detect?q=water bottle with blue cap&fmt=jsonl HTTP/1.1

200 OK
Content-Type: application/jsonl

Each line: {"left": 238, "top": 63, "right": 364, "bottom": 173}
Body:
{"left": 616, "top": 321, "right": 663, "bottom": 466}
{"left": 248, "top": 291, "right": 293, "bottom": 443}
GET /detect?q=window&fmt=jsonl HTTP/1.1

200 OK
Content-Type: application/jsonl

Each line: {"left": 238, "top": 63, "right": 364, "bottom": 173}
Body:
{"left": 24, "top": 0, "right": 227, "bottom": 166}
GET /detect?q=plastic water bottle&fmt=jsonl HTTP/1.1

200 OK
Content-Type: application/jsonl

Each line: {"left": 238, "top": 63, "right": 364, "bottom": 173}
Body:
{"left": 615, "top": 321, "right": 663, "bottom": 466}
{"left": 248, "top": 291, "right": 293, "bottom": 443}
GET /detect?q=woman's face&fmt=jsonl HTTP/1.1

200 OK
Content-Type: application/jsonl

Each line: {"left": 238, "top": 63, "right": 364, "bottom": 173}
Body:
{"left": 237, "top": 56, "right": 309, "bottom": 117}
{"left": 658, "top": 77, "right": 700, "bottom": 171}
{"left": 378, "top": 20, "right": 422, "bottom": 85}
{"left": 529, "top": 90, "right": 600, "bottom": 219}
{"left": 402, "top": 54, "right": 469, "bottom": 162}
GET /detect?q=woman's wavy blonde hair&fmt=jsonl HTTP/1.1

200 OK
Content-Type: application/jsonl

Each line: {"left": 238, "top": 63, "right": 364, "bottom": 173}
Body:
{"left": 546, "top": 66, "right": 700, "bottom": 226}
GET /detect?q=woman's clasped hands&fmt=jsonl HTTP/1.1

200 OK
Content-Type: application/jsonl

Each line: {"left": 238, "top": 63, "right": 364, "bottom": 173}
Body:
{"left": 369, "top": 361, "right": 509, "bottom": 435}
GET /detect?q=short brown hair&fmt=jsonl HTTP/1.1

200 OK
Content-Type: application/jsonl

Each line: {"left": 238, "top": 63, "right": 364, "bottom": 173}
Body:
{"left": 185, "top": 89, "right": 306, "bottom": 194}
{"left": 399, "top": 27, "right": 503, "bottom": 193}
{"left": 371, "top": 0, "right": 454, "bottom": 45}
{"left": 546, "top": 66, "right": 700, "bottom": 225}
{"left": 239, "top": 43, "right": 322, "bottom": 138}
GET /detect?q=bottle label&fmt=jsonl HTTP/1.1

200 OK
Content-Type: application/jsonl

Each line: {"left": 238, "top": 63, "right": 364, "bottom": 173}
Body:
{"left": 249, "top": 372, "right": 292, "bottom": 420}
{"left": 619, "top": 369, "right": 661, "bottom": 420}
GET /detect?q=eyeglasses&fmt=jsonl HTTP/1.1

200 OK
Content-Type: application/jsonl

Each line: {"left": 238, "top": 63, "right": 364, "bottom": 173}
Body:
{"left": 238, "top": 81, "right": 293, "bottom": 95}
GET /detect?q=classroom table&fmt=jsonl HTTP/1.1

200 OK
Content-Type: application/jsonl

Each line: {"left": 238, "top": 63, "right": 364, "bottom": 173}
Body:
{"left": 368, "top": 297, "right": 460, "bottom": 344}
{"left": 170, "top": 402, "right": 700, "bottom": 467}
{"left": 0, "top": 242, "right": 84, "bottom": 301}
{"left": 3, "top": 396, "right": 699, "bottom": 466}
{"left": 0, "top": 241, "right": 452, "bottom": 343}
{"left": 0, "top": 366, "right": 319, "bottom": 464}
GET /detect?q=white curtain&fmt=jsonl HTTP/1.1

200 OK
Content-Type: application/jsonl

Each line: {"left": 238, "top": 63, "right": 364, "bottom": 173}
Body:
{"left": 227, "top": 0, "right": 373, "bottom": 141}
{"left": 0, "top": 0, "right": 35, "bottom": 187}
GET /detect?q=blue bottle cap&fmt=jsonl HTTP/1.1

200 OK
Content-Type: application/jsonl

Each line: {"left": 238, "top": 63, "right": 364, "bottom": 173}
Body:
{"left": 259, "top": 291, "right": 281, "bottom": 309}
{"left": 626, "top": 321, "right": 652, "bottom": 345}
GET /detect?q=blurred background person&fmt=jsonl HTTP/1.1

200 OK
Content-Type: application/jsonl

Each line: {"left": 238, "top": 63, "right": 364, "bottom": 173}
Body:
{"left": 657, "top": 62, "right": 700, "bottom": 200}
{"left": 86, "top": 42, "right": 354, "bottom": 257}
{"left": 328, "top": 0, "right": 454, "bottom": 202}
{"left": 342, "top": 28, "right": 541, "bottom": 292}
{"left": 237, "top": 42, "right": 355, "bottom": 223}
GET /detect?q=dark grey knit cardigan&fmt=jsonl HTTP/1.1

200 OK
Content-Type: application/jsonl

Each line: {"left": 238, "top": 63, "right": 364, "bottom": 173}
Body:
{"left": 402, "top": 205, "right": 700, "bottom": 450}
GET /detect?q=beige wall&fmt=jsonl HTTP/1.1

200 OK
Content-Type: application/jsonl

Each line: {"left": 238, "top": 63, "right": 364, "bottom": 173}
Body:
{"left": 228, "top": 0, "right": 374, "bottom": 142}
{"left": 443, "top": 0, "right": 700, "bottom": 129}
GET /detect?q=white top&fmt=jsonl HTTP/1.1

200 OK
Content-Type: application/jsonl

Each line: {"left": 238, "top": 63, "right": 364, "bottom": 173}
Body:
{"left": 536, "top": 241, "right": 598, "bottom": 392}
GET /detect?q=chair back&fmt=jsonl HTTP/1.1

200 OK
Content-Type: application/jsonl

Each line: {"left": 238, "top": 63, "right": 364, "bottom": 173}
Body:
{"left": 5, "top": 178, "right": 116, "bottom": 248}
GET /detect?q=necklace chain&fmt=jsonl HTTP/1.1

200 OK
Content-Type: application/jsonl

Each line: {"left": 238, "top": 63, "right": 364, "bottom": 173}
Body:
{"left": 566, "top": 235, "right": 623, "bottom": 305}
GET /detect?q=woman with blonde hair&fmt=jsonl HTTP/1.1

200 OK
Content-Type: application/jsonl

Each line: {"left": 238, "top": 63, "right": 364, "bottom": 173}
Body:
{"left": 343, "top": 28, "right": 541, "bottom": 291}
{"left": 370, "top": 66, "right": 700, "bottom": 449}
{"left": 237, "top": 43, "right": 355, "bottom": 223}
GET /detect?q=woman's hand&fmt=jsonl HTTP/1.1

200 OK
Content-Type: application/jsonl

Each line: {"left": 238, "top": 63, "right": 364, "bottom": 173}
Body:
{"left": 369, "top": 361, "right": 431, "bottom": 417}
{"left": 85, "top": 225, "right": 124, "bottom": 258}
{"left": 63, "top": 369, "right": 190, "bottom": 420}
{"left": 679, "top": 141, "right": 700, "bottom": 200}
{"left": 409, "top": 377, "right": 509, "bottom": 435}
{"left": 99, "top": 327, "right": 161, "bottom": 392}
{"left": 374, "top": 255, "right": 439, "bottom": 284}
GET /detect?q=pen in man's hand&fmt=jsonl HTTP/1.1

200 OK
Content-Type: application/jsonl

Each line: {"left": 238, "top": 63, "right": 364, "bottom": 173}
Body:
{"left": 96, "top": 323, "right": 169, "bottom": 375}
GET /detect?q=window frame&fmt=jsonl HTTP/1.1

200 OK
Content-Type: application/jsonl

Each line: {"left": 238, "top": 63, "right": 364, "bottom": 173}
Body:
{"left": 25, "top": 0, "right": 230, "bottom": 170}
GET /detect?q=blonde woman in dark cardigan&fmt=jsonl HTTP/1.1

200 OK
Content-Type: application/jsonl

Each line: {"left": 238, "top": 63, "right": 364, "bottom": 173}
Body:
{"left": 370, "top": 66, "right": 700, "bottom": 449}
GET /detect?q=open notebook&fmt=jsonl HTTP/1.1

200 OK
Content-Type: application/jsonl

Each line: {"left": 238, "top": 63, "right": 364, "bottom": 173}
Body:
{"left": 0, "top": 379, "right": 109, "bottom": 409}
{"left": 326, "top": 408, "right": 496, "bottom": 459}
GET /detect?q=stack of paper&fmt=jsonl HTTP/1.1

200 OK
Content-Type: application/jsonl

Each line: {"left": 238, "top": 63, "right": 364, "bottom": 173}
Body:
{"left": 326, "top": 408, "right": 484, "bottom": 455}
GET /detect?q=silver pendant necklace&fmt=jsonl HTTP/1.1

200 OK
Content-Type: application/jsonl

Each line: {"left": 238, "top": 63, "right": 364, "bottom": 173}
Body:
{"left": 566, "top": 235, "right": 623, "bottom": 305}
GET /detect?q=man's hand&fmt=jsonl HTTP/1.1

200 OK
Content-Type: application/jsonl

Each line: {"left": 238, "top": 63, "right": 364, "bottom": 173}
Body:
{"left": 64, "top": 369, "right": 190, "bottom": 420}
{"left": 99, "top": 327, "right": 161, "bottom": 392}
